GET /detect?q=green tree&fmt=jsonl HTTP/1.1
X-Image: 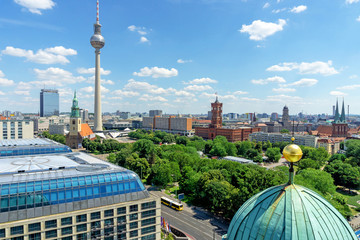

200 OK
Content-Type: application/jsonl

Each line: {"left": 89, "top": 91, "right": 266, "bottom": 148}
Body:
{"left": 324, "top": 161, "right": 360, "bottom": 190}
{"left": 176, "top": 136, "right": 189, "bottom": 145}
{"left": 329, "top": 154, "right": 346, "bottom": 163}
{"left": 163, "top": 134, "right": 175, "bottom": 144}
{"left": 298, "top": 158, "right": 320, "bottom": 170}
{"left": 209, "top": 143, "right": 227, "bottom": 157}
{"left": 265, "top": 147, "right": 281, "bottom": 162}
{"left": 235, "top": 141, "right": 254, "bottom": 157}
{"left": 262, "top": 141, "right": 272, "bottom": 151}
{"left": 133, "top": 139, "right": 155, "bottom": 159}
{"left": 295, "top": 168, "right": 335, "bottom": 195}
{"left": 280, "top": 129, "right": 290, "bottom": 134}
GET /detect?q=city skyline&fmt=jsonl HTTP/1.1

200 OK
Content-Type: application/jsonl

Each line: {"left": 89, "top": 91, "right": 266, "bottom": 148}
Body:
{"left": 1, "top": 0, "right": 360, "bottom": 114}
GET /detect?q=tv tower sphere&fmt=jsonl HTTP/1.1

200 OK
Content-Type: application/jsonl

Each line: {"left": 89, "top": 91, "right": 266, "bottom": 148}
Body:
{"left": 90, "top": 29, "right": 105, "bottom": 49}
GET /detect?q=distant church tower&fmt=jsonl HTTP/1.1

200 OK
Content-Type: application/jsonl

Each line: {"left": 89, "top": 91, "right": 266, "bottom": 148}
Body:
{"left": 66, "top": 91, "right": 83, "bottom": 149}
{"left": 332, "top": 99, "right": 348, "bottom": 137}
{"left": 282, "top": 105, "right": 289, "bottom": 124}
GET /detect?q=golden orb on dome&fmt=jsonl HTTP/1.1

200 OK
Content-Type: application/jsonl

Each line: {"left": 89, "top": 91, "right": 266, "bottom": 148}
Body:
{"left": 291, "top": 137, "right": 295, "bottom": 142}
{"left": 283, "top": 144, "right": 303, "bottom": 163}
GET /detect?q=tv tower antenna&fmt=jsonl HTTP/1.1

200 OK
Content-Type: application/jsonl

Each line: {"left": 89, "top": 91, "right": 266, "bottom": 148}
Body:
{"left": 90, "top": 0, "right": 105, "bottom": 132}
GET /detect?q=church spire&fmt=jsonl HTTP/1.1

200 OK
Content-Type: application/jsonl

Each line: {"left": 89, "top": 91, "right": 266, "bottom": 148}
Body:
{"left": 340, "top": 98, "right": 346, "bottom": 123}
{"left": 334, "top": 98, "right": 340, "bottom": 123}
{"left": 71, "top": 91, "right": 80, "bottom": 118}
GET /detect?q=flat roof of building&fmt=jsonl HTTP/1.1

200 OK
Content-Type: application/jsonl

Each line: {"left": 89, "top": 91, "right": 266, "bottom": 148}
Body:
{"left": 0, "top": 152, "right": 126, "bottom": 184}
{"left": 0, "top": 138, "right": 58, "bottom": 147}
{"left": 222, "top": 156, "right": 256, "bottom": 164}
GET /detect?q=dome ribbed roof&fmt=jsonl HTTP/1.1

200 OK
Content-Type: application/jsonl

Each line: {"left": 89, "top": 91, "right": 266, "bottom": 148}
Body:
{"left": 226, "top": 183, "right": 357, "bottom": 240}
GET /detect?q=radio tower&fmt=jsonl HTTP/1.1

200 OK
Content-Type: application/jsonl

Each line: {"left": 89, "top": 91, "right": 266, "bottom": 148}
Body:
{"left": 90, "top": 0, "right": 105, "bottom": 132}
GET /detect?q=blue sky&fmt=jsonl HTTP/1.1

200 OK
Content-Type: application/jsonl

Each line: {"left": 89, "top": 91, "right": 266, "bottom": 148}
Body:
{"left": 1, "top": 0, "right": 360, "bottom": 115}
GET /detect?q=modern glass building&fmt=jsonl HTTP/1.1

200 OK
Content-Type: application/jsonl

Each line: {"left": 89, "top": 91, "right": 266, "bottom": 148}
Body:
{"left": 40, "top": 89, "right": 60, "bottom": 117}
{"left": 0, "top": 148, "right": 160, "bottom": 239}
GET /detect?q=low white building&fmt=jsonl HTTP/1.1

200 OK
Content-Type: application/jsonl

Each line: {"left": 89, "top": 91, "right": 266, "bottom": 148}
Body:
{"left": 249, "top": 132, "right": 318, "bottom": 148}
{"left": 0, "top": 120, "right": 34, "bottom": 140}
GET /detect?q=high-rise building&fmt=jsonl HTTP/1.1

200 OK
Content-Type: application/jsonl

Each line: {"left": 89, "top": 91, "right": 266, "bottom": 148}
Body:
{"left": 40, "top": 89, "right": 59, "bottom": 117}
{"left": 90, "top": 0, "right": 105, "bottom": 132}
{"left": 0, "top": 140, "right": 160, "bottom": 240}
{"left": 270, "top": 112, "right": 278, "bottom": 121}
{"left": 80, "top": 109, "right": 89, "bottom": 123}
{"left": 149, "top": 110, "right": 162, "bottom": 117}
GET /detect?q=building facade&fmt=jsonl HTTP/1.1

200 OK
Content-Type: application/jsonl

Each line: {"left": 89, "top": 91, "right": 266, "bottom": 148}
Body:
{"left": 40, "top": 89, "right": 59, "bottom": 117}
{"left": 195, "top": 97, "right": 260, "bottom": 142}
{"left": 0, "top": 142, "right": 160, "bottom": 240}
{"left": 33, "top": 116, "right": 69, "bottom": 134}
{"left": 142, "top": 116, "right": 193, "bottom": 136}
{"left": 249, "top": 132, "right": 319, "bottom": 148}
{"left": 0, "top": 120, "right": 34, "bottom": 140}
{"left": 149, "top": 110, "right": 162, "bottom": 117}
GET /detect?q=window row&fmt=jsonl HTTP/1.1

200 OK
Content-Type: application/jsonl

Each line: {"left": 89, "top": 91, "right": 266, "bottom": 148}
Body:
{"left": 0, "top": 171, "right": 143, "bottom": 195}
{"left": 0, "top": 182, "right": 142, "bottom": 212}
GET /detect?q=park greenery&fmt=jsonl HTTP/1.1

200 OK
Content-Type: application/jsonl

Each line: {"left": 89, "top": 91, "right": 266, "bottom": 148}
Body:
{"left": 41, "top": 131, "right": 66, "bottom": 144}
{"left": 78, "top": 129, "right": 360, "bottom": 219}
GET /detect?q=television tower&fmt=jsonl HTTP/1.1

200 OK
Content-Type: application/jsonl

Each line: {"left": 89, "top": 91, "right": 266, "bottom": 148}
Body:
{"left": 90, "top": 0, "right": 105, "bottom": 132}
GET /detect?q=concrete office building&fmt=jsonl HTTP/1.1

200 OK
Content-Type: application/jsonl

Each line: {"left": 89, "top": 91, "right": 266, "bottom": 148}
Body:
{"left": 143, "top": 116, "right": 193, "bottom": 136}
{"left": 32, "top": 116, "right": 70, "bottom": 134}
{"left": 40, "top": 89, "right": 59, "bottom": 117}
{"left": 149, "top": 110, "right": 162, "bottom": 117}
{"left": 249, "top": 132, "right": 319, "bottom": 148}
{"left": 0, "top": 140, "right": 160, "bottom": 240}
{"left": 0, "top": 119, "right": 34, "bottom": 140}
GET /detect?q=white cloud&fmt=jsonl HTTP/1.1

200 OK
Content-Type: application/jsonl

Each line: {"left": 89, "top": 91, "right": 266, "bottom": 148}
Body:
{"left": 140, "top": 36, "right": 149, "bottom": 43}
{"left": 266, "top": 94, "right": 303, "bottom": 103}
{"left": 251, "top": 76, "right": 286, "bottom": 85}
{"left": 77, "top": 67, "right": 111, "bottom": 75}
{"left": 124, "top": 79, "right": 176, "bottom": 96}
{"left": 2, "top": 46, "right": 76, "bottom": 64}
{"left": 80, "top": 86, "right": 93, "bottom": 93}
{"left": 281, "top": 78, "right": 318, "bottom": 87}
{"left": 85, "top": 76, "right": 115, "bottom": 85}
{"left": 357, "top": 16, "right": 360, "bottom": 22}
{"left": 263, "top": 2, "right": 270, "bottom": 8}
{"left": 133, "top": 67, "right": 178, "bottom": 78}
{"left": 266, "top": 61, "right": 338, "bottom": 76}
{"left": 188, "top": 77, "right": 217, "bottom": 84}
{"left": 177, "top": 59, "right": 193, "bottom": 64}
{"left": 0, "top": 91, "right": 5, "bottom": 96}
{"left": 124, "top": 79, "right": 155, "bottom": 91}
{"left": 272, "top": 8, "right": 287, "bottom": 14}
{"left": 184, "top": 85, "right": 213, "bottom": 91}
{"left": 290, "top": 5, "right": 307, "bottom": 13}
{"left": 174, "top": 90, "right": 195, "bottom": 97}
{"left": 350, "top": 74, "right": 358, "bottom": 79}
{"left": 330, "top": 91, "right": 347, "bottom": 96}
{"left": 14, "top": 90, "right": 30, "bottom": 95}
{"left": 272, "top": 87, "right": 296, "bottom": 92}
{"left": 0, "top": 71, "right": 14, "bottom": 86}
{"left": 240, "top": 19, "right": 286, "bottom": 41}
{"left": 241, "top": 97, "right": 260, "bottom": 101}
{"left": 44, "top": 46, "right": 77, "bottom": 56}
{"left": 34, "top": 67, "right": 85, "bottom": 86}
{"left": 234, "top": 91, "right": 248, "bottom": 95}
{"left": 139, "top": 94, "right": 168, "bottom": 102}
{"left": 80, "top": 86, "right": 109, "bottom": 94}
{"left": 14, "top": 0, "right": 55, "bottom": 14}
{"left": 346, "top": 0, "right": 360, "bottom": 4}
{"left": 337, "top": 84, "right": 360, "bottom": 90}
{"left": 0, "top": 78, "right": 15, "bottom": 86}
{"left": 16, "top": 81, "right": 31, "bottom": 90}
{"left": 221, "top": 95, "right": 237, "bottom": 100}
{"left": 112, "top": 90, "right": 140, "bottom": 97}
{"left": 128, "top": 25, "right": 148, "bottom": 35}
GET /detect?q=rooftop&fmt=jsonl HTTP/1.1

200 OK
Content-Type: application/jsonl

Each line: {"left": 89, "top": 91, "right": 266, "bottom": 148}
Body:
{"left": 0, "top": 152, "right": 126, "bottom": 184}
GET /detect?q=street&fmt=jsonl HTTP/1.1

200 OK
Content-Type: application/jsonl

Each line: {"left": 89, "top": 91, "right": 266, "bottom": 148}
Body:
{"left": 149, "top": 190, "right": 228, "bottom": 240}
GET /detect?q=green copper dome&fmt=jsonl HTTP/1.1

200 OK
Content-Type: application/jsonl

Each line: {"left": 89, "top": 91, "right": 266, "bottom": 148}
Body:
{"left": 226, "top": 183, "right": 357, "bottom": 240}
